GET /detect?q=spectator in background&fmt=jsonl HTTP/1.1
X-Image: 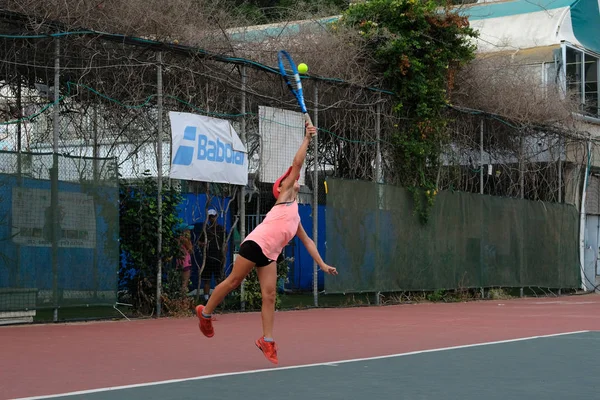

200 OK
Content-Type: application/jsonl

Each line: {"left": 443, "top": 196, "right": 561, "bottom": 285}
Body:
{"left": 175, "top": 223, "right": 194, "bottom": 294}
{"left": 197, "top": 208, "right": 225, "bottom": 303}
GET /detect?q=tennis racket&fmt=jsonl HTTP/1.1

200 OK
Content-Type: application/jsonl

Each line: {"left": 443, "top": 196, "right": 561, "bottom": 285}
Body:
{"left": 277, "top": 50, "right": 314, "bottom": 132}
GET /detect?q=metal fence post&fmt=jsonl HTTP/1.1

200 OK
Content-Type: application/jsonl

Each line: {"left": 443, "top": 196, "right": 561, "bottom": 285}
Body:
{"left": 313, "top": 84, "right": 319, "bottom": 307}
{"left": 156, "top": 51, "right": 164, "bottom": 317}
{"left": 16, "top": 73, "right": 22, "bottom": 177}
{"left": 51, "top": 38, "right": 60, "bottom": 322}
{"left": 375, "top": 95, "right": 382, "bottom": 305}
{"left": 376, "top": 94, "right": 382, "bottom": 184}
{"left": 558, "top": 136, "right": 563, "bottom": 203}
{"left": 14, "top": 73, "right": 22, "bottom": 290}
{"left": 519, "top": 129, "right": 524, "bottom": 293}
{"left": 479, "top": 119, "right": 484, "bottom": 295}
{"left": 240, "top": 65, "right": 247, "bottom": 311}
{"left": 480, "top": 119, "right": 484, "bottom": 195}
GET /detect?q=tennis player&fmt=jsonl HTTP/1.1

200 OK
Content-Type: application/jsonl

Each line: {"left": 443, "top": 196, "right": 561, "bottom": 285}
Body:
{"left": 195, "top": 122, "right": 338, "bottom": 364}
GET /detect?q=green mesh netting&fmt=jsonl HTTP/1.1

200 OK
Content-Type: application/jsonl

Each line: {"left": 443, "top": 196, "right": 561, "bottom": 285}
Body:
{"left": 0, "top": 151, "right": 119, "bottom": 313}
{"left": 324, "top": 178, "right": 580, "bottom": 293}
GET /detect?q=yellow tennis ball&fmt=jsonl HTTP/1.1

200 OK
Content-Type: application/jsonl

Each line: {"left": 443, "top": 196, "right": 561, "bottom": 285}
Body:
{"left": 298, "top": 63, "right": 308, "bottom": 74}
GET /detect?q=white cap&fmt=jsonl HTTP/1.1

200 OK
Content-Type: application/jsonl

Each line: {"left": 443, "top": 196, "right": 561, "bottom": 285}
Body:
{"left": 207, "top": 209, "right": 217, "bottom": 216}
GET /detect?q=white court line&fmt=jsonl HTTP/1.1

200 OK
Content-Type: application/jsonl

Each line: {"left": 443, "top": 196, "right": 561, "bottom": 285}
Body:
{"left": 531, "top": 301, "right": 598, "bottom": 305}
{"left": 11, "top": 330, "right": 592, "bottom": 400}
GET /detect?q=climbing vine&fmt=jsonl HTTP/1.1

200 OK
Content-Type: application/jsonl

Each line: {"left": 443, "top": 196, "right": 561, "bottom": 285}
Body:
{"left": 337, "top": 0, "right": 477, "bottom": 223}
{"left": 119, "top": 171, "right": 185, "bottom": 315}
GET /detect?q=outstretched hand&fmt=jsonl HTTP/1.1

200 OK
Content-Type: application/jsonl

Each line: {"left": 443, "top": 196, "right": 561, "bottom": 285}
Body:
{"left": 320, "top": 264, "right": 338, "bottom": 276}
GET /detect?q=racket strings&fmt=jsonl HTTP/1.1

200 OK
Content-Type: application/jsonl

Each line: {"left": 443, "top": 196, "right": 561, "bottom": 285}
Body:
{"left": 281, "top": 65, "right": 301, "bottom": 93}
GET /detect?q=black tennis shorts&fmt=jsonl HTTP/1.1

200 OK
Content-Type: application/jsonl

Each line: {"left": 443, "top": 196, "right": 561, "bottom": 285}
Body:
{"left": 239, "top": 240, "right": 283, "bottom": 267}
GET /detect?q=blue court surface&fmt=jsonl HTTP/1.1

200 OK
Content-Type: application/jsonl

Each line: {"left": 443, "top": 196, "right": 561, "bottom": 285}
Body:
{"left": 18, "top": 330, "right": 599, "bottom": 400}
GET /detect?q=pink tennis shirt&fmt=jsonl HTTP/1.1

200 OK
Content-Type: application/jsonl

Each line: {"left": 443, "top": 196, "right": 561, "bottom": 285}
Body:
{"left": 244, "top": 200, "right": 300, "bottom": 261}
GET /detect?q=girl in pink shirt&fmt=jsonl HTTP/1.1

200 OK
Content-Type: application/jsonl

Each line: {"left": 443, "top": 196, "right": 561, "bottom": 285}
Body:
{"left": 176, "top": 226, "right": 193, "bottom": 294}
{"left": 196, "top": 123, "right": 337, "bottom": 364}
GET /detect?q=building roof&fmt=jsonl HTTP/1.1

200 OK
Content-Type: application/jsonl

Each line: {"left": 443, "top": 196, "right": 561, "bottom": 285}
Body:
{"left": 226, "top": 16, "right": 338, "bottom": 42}
{"left": 458, "top": 0, "right": 600, "bottom": 54}
{"left": 227, "top": 0, "right": 600, "bottom": 55}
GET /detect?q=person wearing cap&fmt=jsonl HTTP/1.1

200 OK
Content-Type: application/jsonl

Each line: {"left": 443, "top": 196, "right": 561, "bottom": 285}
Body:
{"left": 197, "top": 208, "right": 225, "bottom": 303}
{"left": 195, "top": 122, "right": 338, "bottom": 365}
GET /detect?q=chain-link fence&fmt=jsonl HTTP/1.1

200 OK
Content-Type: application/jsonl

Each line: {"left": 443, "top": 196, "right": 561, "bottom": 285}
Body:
{"left": 324, "top": 178, "right": 580, "bottom": 295}
{"left": 0, "top": 9, "right": 594, "bottom": 319}
{"left": 0, "top": 151, "right": 119, "bottom": 322}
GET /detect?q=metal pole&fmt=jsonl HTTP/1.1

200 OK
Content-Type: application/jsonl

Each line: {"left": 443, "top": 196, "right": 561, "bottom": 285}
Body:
{"left": 312, "top": 84, "right": 319, "bottom": 307}
{"left": 375, "top": 95, "right": 382, "bottom": 305}
{"left": 53, "top": 41, "right": 60, "bottom": 152}
{"left": 156, "top": 52, "right": 164, "bottom": 317}
{"left": 480, "top": 119, "right": 484, "bottom": 195}
{"left": 479, "top": 119, "right": 484, "bottom": 294}
{"left": 240, "top": 66, "right": 247, "bottom": 311}
{"left": 51, "top": 38, "right": 60, "bottom": 322}
{"left": 519, "top": 129, "right": 525, "bottom": 292}
{"left": 93, "top": 105, "right": 99, "bottom": 181}
{"left": 519, "top": 131, "right": 524, "bottom": 199}
{"left": 92, "top": 104, "right": 99, "bottom": 298}
{"left": 16, "top": 75, "right": 22, "bottom": 175}
{"left": 376, "top": 95, "right": 382, "bottom": 184}
{"left": 15, "top": 74, "right": 22, "bottom": 289}
{"left": 558, "top": 136, "right": 563, "bottom": 203}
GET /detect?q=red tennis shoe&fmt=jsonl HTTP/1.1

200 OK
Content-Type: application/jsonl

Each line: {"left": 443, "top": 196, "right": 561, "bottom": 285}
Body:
{"left": 255, "top": 337, "right": 278, "bottom": 364}
{"left": 195, "top": 305, "right": 214, "bottom": 338}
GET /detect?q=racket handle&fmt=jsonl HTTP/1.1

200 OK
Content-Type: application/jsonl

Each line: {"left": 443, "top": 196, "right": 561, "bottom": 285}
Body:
{"left": 304, "top": 113, "right": 316, "bottom": 136}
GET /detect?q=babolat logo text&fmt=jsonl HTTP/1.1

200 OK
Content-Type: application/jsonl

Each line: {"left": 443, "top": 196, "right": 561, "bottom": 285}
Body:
{"left": 173, "top": 126, "right": 245, "bottom": 166}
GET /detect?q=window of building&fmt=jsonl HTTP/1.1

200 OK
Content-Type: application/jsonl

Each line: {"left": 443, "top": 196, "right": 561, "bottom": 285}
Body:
{"left": 565, "top": 46, "right": 600, "bottom": 117}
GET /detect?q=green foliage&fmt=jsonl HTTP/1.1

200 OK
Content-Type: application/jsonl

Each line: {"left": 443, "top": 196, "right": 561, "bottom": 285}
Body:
{"left": 161, "top": 266, "right": 195, "bottom": 316}
{"left": 241, "top": 257, "right": 291, "bottom": 311}
{"left": 426, "top": 288, "right": 446, "bottom": 302}
{"left": 119, "top": 171, "right": 185, "bottom": 315}
{"left": 337, "top": 0, "right": 478, "bottom": 223}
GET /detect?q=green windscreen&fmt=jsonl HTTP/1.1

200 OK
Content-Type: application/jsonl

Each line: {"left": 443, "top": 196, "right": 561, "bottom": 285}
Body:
{"left": 324, "top": 178, "right": 580, "bottom": 293}
{"left": 0, "top": 151, "right": 119, "bottom": 314}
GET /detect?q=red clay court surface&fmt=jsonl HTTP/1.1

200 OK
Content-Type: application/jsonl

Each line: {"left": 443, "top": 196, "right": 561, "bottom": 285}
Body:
{"left": 2, "top": 294, "right": 600, "bottom": 399}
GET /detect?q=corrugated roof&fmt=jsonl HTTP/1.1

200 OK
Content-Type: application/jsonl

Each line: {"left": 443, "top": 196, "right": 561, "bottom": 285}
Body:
{"left": 462, "top": 0, "right": 600, "bottom": 54}
{"left": 459, "top": 0, "right": 574, "bottom": 20}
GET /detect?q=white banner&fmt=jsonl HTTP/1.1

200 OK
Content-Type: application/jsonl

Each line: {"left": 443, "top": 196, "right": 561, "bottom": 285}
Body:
{"left": 169, "top": 112, "right": 248, "bottom": 185}
{"left": 258, "top": 106, "right": 306, "bottom": 185}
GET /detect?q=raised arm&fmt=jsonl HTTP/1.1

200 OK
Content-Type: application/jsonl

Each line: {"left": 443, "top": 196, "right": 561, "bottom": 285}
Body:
{"left": 280, "top": 123, "right": 316, "bottom": 191}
